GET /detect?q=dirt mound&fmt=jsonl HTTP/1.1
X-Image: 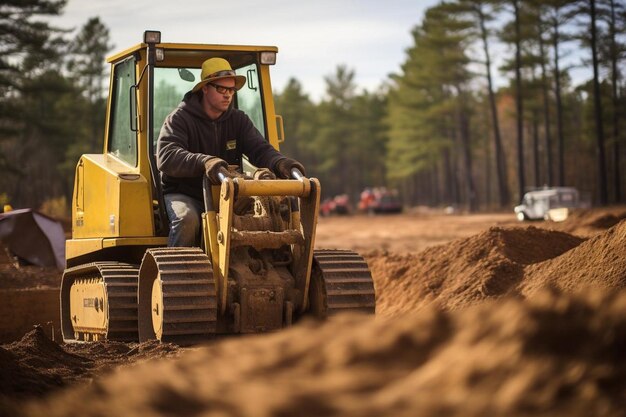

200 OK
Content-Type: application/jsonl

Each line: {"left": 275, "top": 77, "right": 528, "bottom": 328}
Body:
{"left": 0, "top": 327, "right": 181, "bottom": 408}
{"left": 585, "top": 211, "right": 626, "bottom": 229}
{"left": 553, "top": 207, "right": 626, "bottom": 236}
{"left": 64, "top": 339, "right": 181, "bottom": 375}
{"left": 520, "top": 220, "right": 626, "bottom": 297}
{"left": 0, "top": 326, "right": 91, "bottom": 399}
{"left": 369, "top": 226, "right": 584, "bottom": 317}
{"left": 19, "top": 289, "right": 626, "bottom": 417}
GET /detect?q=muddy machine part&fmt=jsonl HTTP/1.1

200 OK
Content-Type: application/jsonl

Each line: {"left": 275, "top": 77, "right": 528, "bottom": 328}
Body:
{"left": 60, "top": 262, "right": 139, "bottom": 342}
{"left": 136, "top": 171, "right": 376, "bottom": 343}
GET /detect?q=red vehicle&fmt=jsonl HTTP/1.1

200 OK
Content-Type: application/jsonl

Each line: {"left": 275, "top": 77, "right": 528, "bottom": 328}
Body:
{"left": 320, "top": 194, "right": 351, "bottom": 216}
{"left": 359, "top": 187, "right": 402, "bottom": 214}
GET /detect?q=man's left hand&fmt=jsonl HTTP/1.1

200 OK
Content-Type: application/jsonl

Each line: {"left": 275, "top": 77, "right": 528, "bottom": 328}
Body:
{"left": 274, "top": 157, "right": 306, "bottom": 179}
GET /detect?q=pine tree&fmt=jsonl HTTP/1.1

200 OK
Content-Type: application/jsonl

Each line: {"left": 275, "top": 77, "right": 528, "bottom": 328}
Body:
{"left": 599, "top": 0, "right": 625, "bottom": 202}
{"left": 388, "top": 4, "right": 477, "bottom": 211}
{"left": 452, "top": 0, "right": 511, "bottom": 207}
{"left": 274, "top": 78, "right": 317, "bottom": 170}
{"left": 0, "top": 0, "right": 67, "bottom": 207}
{"left": 66, "top": 17, "right": 113, "bottom": 151}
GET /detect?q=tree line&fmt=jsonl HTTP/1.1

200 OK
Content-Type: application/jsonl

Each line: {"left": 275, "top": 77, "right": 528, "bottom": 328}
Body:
{"left": 0, "top": 0, "right": 624, "bottom": 216}
{"left": 276, "top": 0, "right": 626, "bottom": 210}
{"left": 0, "top": 0, "right": 111, "bottom": 216}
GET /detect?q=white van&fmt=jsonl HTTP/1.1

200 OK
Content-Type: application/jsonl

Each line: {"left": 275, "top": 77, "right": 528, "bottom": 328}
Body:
{"left": 514, "top": 187, "right": 580, "bottom": 221}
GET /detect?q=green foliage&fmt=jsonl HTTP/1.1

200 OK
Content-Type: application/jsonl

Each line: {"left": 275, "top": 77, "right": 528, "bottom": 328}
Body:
{"left": 274, "top": 78, "right": 318, "bottom": 167}
{"left": 276, "top": 68, "right": 388, "bottom": 200}
{"left": 0, "top": 2, "right": 112, "bottom": 213}
{"left": 1, "top": 0, "right": 623, "bottom": 213}
{"left": 0, "top": 0, "right": 68, "bottom": 208}
{"left": 387, "top": 3, "right": 479, "bottom": 209}
{"left": 67, "top": 17, "right": 113, "bottom": 103}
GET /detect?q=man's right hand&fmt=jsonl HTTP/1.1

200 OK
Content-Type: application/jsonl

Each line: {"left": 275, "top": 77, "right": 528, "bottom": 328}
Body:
{"left": 204, "top": 157, "right": 229, "bottom": 184}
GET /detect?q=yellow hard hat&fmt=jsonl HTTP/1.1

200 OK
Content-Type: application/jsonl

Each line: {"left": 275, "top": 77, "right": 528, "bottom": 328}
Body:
{"left": 192, "top": 58, "right": 246, "bottom": 93}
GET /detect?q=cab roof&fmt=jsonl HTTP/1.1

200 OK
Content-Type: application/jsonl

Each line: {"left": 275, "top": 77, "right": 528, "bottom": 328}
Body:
{"left": 107, "top": 42, "right": 279, "bottom": 64}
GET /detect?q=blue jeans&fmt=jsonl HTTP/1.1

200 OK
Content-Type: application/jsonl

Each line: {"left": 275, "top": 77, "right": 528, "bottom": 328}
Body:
{"left": 164, "top": 193, "right": 204, "bottom": 247}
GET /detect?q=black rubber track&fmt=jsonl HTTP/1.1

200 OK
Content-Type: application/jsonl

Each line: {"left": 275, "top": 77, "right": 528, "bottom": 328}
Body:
{"left": 312, "top": 249, "right": 376, "bottom": 316}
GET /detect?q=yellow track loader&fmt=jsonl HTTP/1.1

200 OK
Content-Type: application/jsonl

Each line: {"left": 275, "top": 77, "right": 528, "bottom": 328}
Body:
{"left": 60, "top": 31, "right": 375, "bottom": 345}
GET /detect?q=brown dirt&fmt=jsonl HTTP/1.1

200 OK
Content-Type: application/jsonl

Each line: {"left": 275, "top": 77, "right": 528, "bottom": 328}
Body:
{"left": 1, "top": 207, "right": 625, "bottom": 416}
{"left": 0, "top": 248, "right": 62, "bottom": 343}
{"left": 369, "top": 226, "right": 586, "bottom": 317}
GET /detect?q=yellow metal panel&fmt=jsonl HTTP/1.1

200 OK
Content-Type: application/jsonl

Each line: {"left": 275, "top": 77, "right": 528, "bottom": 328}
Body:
{"left": 66, "top": 237, "right": 167, "bottom": 263}
{"left": 107, "top": 43, "right": 144, "bottom": 64}
{"left": 66, "top": 239, "right": 104, "bottom": 260}
{"left": 118, "top": 173, "right": 153, "bottom": 236}
{"left": 72, "top": 154, "right": 154, "bottom": 239}
{"left": 107, "top": 43, "right": 277, "bottom": 64}
{"left": 217, "top": 181, "right": 235, "bottom": 314}
{"left": 70, "top": 279, "right": 107, "bottom": 335}
{"left": 259, "top": 65, "right": 280, "bottom": 150}
{"left": 101, "top": 237, "right": 167, "bottom": 248}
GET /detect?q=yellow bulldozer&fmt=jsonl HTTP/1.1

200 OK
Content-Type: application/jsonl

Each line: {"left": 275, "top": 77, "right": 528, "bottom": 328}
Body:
{"left": 60, "top": 31, "right": 375, "bottom": 345}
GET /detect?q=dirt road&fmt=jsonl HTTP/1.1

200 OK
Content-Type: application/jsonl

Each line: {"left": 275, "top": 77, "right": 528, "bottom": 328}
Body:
{"left": 315, "top": 211, "right": 520, "bottom": 254}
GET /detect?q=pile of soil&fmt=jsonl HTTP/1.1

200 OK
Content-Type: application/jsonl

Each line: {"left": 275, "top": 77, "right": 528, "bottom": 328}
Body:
{"left": 368, "top": 226, "right": 586, "bottom": 317}
{"left": 16, "top": 289, "right": 626, "bottom": 417}
{"left": 554, "top": 207, "right": 626, "bottom": 236}
{"left": 0, "top": 326, "right": 89, "bottom": 399}
{"left": 521, "top": 219, "right": 626, "bottom": 296}
{"left": 0, "top": 326, "right": 181, "bottom": 413}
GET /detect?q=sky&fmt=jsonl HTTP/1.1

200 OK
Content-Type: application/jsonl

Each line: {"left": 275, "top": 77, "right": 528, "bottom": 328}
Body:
{"left": 50, "top": 0, "right": 440, "bottom": 102}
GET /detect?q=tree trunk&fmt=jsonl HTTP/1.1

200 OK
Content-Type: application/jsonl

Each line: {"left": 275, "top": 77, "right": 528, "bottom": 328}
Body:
{"left": 430, "top": 166, "right": 440, "bottom": 206}
{"left": 532, "top": 108, "right": 541, "bottom": 187}
{"left": 484, "top": 119, "right": 492, "bottom": 208}
{"left": 590, "top": 0, "right": 609, "bottom": 205}
{"left": 539, "top": 30, "right": 554, "bottom": 186}
{"left": 442, "top": 147, "right": 454, "bottom": 206}
{"left": 478, "top": 4, "right": 510, "bottom": 207}
{"left": 552, "top": 13, "right": 566, "bottom": 186}
{"left": 458, "top": 94, "right": 477, "bottom": 212}
{"left": 514, "top": 0, "right": 525, "bottom": 202}
{"left": 609, "top": 0, "right": 622, "bottom": 202}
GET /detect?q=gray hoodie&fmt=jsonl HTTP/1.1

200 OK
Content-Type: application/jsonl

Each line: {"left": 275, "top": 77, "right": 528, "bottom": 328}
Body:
{"left": 157, "top": 91, "right": 284, "bottom": 201}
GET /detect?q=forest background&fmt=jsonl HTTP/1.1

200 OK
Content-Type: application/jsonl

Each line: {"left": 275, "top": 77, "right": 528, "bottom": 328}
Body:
{"left": 1, "top": 0, "right": 624, "bottom": 217}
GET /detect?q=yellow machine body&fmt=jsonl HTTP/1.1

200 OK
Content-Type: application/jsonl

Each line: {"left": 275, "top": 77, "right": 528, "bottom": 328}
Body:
{"left": 66, "top": 40, "right": 282, "bottom": 266}
{"left": 61, "top": 32, "right": 375, "bottom": 344}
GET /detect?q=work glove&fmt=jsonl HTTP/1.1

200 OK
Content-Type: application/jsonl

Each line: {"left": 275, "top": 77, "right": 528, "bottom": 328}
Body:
{"left": 274, "top": 157, "right": 306, "bottom": 179}
{"left": 204, "top": 157, "right": 229, "bottom": 184}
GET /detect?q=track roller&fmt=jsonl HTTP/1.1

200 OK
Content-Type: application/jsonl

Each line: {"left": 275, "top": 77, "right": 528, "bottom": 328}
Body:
{"left": 60, "top": 262, "right": 139, "bottom": 343}
{"left": 308, "top": 249, "right": 376, "bottom": 317}
{"left": 138, "top": 247, "right": 217, "bottom": 345}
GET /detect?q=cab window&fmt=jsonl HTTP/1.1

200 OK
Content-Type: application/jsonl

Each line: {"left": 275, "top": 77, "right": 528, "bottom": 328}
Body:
{"left": 153, "top": 67, "right": 201, "bottom": 148}
{"left": 108, "top": 58, "right": 137, "bottom": 166}
{"left": 152, "top": 63, "right": 267, "bottom": 150}
{"left": 235, "top": 63, "right": 266, "bottom": 137}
